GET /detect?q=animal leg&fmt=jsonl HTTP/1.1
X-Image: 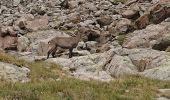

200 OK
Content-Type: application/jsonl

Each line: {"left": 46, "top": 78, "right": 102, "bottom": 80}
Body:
{"left": 69, "top": 48, "right": 73, "bottom": 58}
{"left": 51, "top": 46, "right": 58, "bottom": 58}
{"left": 47, "top": 45, "right": 56, "bottom": 59}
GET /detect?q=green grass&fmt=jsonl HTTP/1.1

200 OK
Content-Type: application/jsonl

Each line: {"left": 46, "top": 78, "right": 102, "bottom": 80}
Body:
{"left": 117, "top": 35, "right": 127, "bottom": 45}
{"left": 0, "top": 53, "right": 170, "bottom": 100}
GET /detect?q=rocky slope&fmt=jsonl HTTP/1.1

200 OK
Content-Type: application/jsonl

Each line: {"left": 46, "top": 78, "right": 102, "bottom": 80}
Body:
{"left": 1, "top": 0, "right": 170, "bottom": 82}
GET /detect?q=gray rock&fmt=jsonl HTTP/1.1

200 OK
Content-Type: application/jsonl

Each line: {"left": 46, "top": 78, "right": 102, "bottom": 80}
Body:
{"left": 114, "top": 18, "right": 132, "bottom": 34}
{"left": 106, "top": 55, "right": 137, "bottom": 78}
{"left": 141, "top": 59, "right": 170, "bottom": 80}
{"left": 123, "top": 22, "right": 170, "bottom": 49}
{"left": 0, "top": 62, "right": 30, "bottom": 82}
{"left": 13, "top": 0, "right": 20, "bottom": 6}
{"left": 128, "top": 49, "right": 169, "bottom": 72}
{"left": 46, "top": 50, "right": 115, "bottom": 81}
{"left": 17, "top": 35, "right": 30, "bottom": 52}
{"left": 85, "top": 41, "right": 98, "bottom": 53}
{"left": 37, "top": 5, "right": 47, "bottom": 15}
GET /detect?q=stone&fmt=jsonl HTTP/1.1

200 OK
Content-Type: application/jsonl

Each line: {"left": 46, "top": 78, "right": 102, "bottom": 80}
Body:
{"left": 0, "top": 36, "right": 18, "bottom": 50}
{"left": 37, "top": 39, "right": 50, "bottom": 56}
{"left": 135, "top": 13, "right": 150, "bottom": 29}
{"left": 128, "top": 48, "right": 169, "bottom": 72}
{"left": 0, "top": 26, "right": 8, "bottom": 37}
{"left": 0, "top": 62, "right": 30, "bottom": 82}
{"left": 37, "top": 5, "right": 47, "bottom": 15}
{"left": 158, "top": 89, "right": 170, "bottom": 99}
{"left": 25, "top": 16, "right": 49, "bottom": 32}
{"left": 115, "top": 18, "right": 132, "bottom": 34}
{"left": 94, "top": 11, "right": 102, "bottom": 17}
{"left": 96, "top": 15, "right": 113, "bottom": 27}
{"left": 85, "top": 41, "right": 98, "bottom": 53}
{"left": 152, "top": 34, "right": 170, "bottom": 51}
{"left": 69, "top": 1, "right": 78, "bottom": 9}
{"left": 67, "top": 13, "right": 81, "bottom": 24}
{"left": 151, "top": 6, "right": 167, "bottom": 24}
{"left": 46, "top": 50, "right": 115, "bottom": 81}
{"left": 13, "top": 0, "right": 20, "bottom": 6}
{"left": 17, "top": 36, "right": 30, "bottom": 52}
{"left": 122, "top": 10, "right": 139, "bottom": 19}
{"left": 16, "top": 14, "right": 34, "bottom": 29}
{"left": 123, "top": 23, "right": 169, "bottom": 49}
{"left": 106, "top": 55, "right": 137, "bottom": 77}
{"left": 141, "top": 64, "right": 170, "bottom": 81}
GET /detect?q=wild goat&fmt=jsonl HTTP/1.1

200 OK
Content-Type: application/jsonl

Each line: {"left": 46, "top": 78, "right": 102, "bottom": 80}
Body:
{"left": 47, "top": 32, "right": 81, "bottom": 59}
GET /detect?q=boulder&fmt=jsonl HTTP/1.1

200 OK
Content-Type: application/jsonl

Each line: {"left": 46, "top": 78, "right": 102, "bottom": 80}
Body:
{"left": 0, "top": 62, "right": 30, "bottom": 82}
{"left": 17, "top": 36, "right": 30, "bottom": 52}
{"left": 135, "top": 13, "right": 150, "bottom": 29}
{"left": 37, "top": 5, "right": 47, "bottom": 15}
{"left": 152, "top": 34, "right": 170, "bottom": 51}
{"left": 151, "top": 6, "right": 167, "bottom": 24}
{"left": 13, "top": 0, "right": 20, "bottom": 6}
{"left": 0, "top": 26, "right": 17, "bottom": 37}
{"left": 0, "top": 36, "right": 18, "bottom": 50}
{"left": 128, "top": 48, "right": 169, "bottom": 72}
{"left": 46, "top": 50, "right": 115, "bottom": 81}
{"left": 106, "top": 55, "right": 137, "bottom": 77}
{"left": 123, "top": 23, "right": 169, "bottom": 49}
{"left": 141, "top": 65, "right": 170, "bottom": 80}
{"left": 16, "top": 14, "right": 34, "bottom": 29}
{"left": 25, "top": 16, "right": 49, "bottom": 32}
{"left": 115, "top": 18, "right": 132, "bottom": 34}
{"left": 16, "top": 14, "right": 48, "bottom": 32}
{"left": 96, "top": 15, "right": 113, "bottom": 27}
{"left": 85, "top": 41, "right": 98, "bottom": 53}
{"left": 67, "top": 13, "right": 81, "bottom": 24}
{"left": 122, "top": 10, "right": 139, "bottom": 19}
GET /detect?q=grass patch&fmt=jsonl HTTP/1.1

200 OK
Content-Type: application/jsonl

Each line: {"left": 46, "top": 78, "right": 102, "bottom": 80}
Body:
{"left": 0, "top": 53, "right": 170, "bottom": 100}
{"left": 117, "top": 35, "right": 127, "bottom": 45}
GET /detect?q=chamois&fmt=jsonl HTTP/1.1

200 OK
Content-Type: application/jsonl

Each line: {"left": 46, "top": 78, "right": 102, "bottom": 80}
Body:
{"left": 47, "top": 31, "right": 81, "bottom": 59}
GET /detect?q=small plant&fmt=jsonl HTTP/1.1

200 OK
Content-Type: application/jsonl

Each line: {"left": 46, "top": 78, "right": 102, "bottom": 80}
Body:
{"left": 117, "top": 35, "right": 126, "bottom": 45}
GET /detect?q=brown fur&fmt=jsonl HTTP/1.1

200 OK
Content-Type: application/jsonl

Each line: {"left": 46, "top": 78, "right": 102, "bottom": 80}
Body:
{"left": 47, "top": 32, "right": 81, "bottom": 59}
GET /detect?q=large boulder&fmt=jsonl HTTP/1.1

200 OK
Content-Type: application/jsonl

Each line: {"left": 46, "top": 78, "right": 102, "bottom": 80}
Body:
{"left": 17, "top": 35, "right": 30, "bottom": 52}
{"left": 140, "top": 56, "right": 170, "bottom": 80}
{"left": 16, "top": 14, "right": 34, "bottom": 29}
{"left": 16, "top": 15, "right": 49, "bottom": 32}
{"left": 0, "top": 26, "right": 18, "bottom": 50}
{"left": 46, "top": 50, "right": 115, "bottom": 81}
{"left": 25, "top": 16, "right": 49, "bottom": 32}
{"left": 119, "top": 48, "right": 170, "bottom": 81}
{"left": 128, "top": 48, "right": 169, "bottom": 72}
{"left": 0, "top": 62, "right": 30, "bottom": 82}
{"left": 123, "top": 22, "right": 169, "bottom": 49}
{"left": 106, "top": 55, "right": 137, "bottom": 77}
